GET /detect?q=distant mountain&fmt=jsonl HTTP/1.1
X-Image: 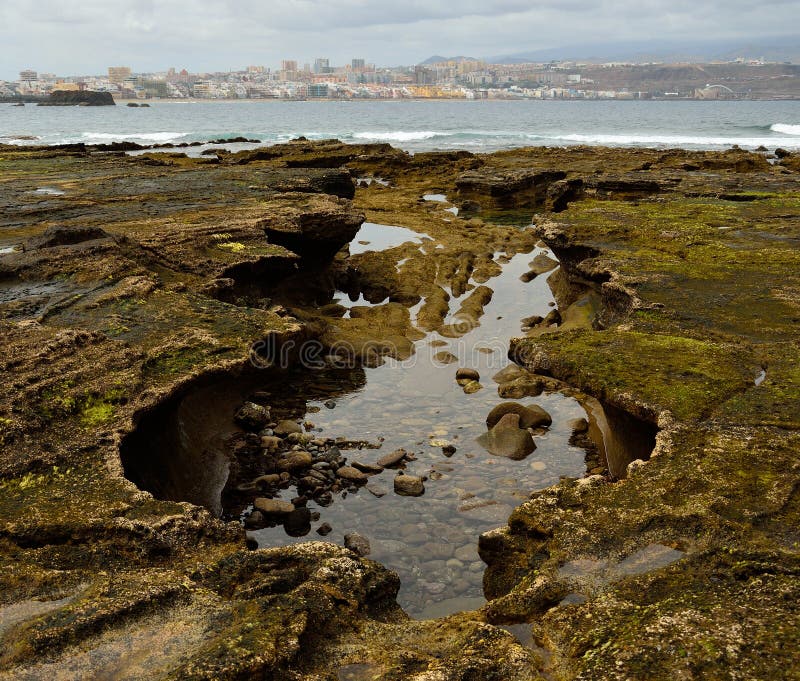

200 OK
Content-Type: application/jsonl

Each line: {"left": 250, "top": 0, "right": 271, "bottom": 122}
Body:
{"left": 485, "top": 35, "right": 800, "bottom": 65}
{"left": 420, "top": 55, "right": 480, "bottom": 65}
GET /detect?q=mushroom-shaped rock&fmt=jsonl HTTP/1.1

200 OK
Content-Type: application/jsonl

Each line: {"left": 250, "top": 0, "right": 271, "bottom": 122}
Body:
{"left": 486, "top": 402, "right": 552, "bottom": 430}
{"left": 477, "top": 413, "right": 536, "bottom": 460}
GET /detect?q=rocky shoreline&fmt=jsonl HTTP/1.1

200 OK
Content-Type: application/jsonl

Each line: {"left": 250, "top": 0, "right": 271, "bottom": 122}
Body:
{"left": 1, "top": 139, "right": 799, "bottom": 679}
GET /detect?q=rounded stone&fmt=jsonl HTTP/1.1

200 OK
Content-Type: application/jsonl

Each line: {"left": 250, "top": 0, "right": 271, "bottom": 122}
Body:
{"left": 486, "top": 402, "right": 552, "bottom": 430}
{"left": 394, "top": 474, "right": 425, "bottom": 497}
{"left": 253, "top": 498, "right": 294, "bottom": 515}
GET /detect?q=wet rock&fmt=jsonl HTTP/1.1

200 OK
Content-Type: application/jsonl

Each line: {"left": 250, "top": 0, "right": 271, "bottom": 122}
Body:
{"left": 521, "top": 314, "right": 544, "bottom": 328}
{"left": 569, "top": 417, "right": 589, "bottom": 433}
{"left": 377, "top": 448, "right": 408, "bottom": 468}
{"left": 344, "top": 532, "right": 371, "bottom": 556}
{"left": 316, "top": 522, "right": 332, "bottom": 536}
{"left": 277, "top": 451, "right": 313, "bottom": 472}
{"left": 352, "top": 460, "right": 383, "bottom": 474}
{"left": 442, "top": 444, "right": 457, "bottom": 456}
{"left": 324, "top": 399, "right": 336, "bottom": 409}
{"left": 337, "top": 466, "right": 368, "bottom": 484}
{"left": 235, "top": 402, "right": 270, "bottom": 431}
{"left": 492, "top": 364, "right": 531, "bottom": 383}
{"left": 462, "top": 380, "right": 483, "bottom": 394}
{"left": 254, "top": 498, "right": 294, "bottom": 515}
{"left": 253, "top": 473, "right": 282, "bottom": 487}
{"left": 244, "top": 510, "right": 265, "bottom": 529}
{"left": 433, "top": 351, "right": 458, "bottom": 364}
{"left": 497, "top": 377, "right": 544, "bottom": 399}
{"left": 24, "top": 225, "right": 111, "bottom": 251}
{"left": 274, "top": 420, "right": 303, "bottom": 436}
{"left": 486, "top": 402, "right": 552, "bottom": 430}
{"left": 283, "top": 508, "right": 312, "bottom": 537}
{"left": 366, "top": 482, "right": 388, "bottom": 498}
{"left": 456, "top": 367, "right": 480, "bottom": 385}
{"left": 528, "top": 253, "right": 559, "bottom": 275}
{"left": 477, "top": 413, "right": 536, "bottom": 460}
{"left": 394, "top": 474, "right": 425, "bottom": 497}
{"left": 260, "top": 435, "right": 282, "bottom": 451}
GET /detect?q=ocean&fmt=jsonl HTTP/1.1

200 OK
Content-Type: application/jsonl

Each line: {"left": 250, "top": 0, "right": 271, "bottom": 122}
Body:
{"left": 1, "top": 99, "right": 799, "bottom": 152}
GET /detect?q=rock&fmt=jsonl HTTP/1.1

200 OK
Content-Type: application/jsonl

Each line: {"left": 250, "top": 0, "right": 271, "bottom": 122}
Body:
{"left": 244, "top": 510, "right": 265, "bottom": 528}
{"left": 442, "top": 444, "right": 457, "bottom": 456}
{"left": 274, "top": 420, "right": 303, "bottom": 436}
{"left": 377, "top": 448, "right": 408, "bottom": 468}
{"left": 394, "top": 474, "right": 425, "bottom": 497}
{"left": 486, "top": 402, "right": 552, "bottom": 429}
{"left": 569, "top": 417, "right": 589, "bottom": 433}
{"left": 25, "top": 225, "right": 110, "bottom": 251}
{"left": 476, "top": 413, "right": 536, "bottom": 460}
{"left": 235, "top": 402, "right": 270, "bottom": 431}
{"left": 336, "top": 466, "right": 368, "bottom": 484}
{"left": 492, "top": 365, "right": 530, "bottom": 384}
{"left": 366, "top": 482, "right": 388, "bottom": 498}
{"left": 456, "top": 367, "right": 480, "bottom": 385}
{"left": 316, "top": 522, "right": 332, "bottom": 536}
{"left": 462, "top": 380, "right": 483, "bottom": 394}
{"left": 253, "top": 498, "right": 294, "bottom": 515}
{"left": 261, "top": 435, "right": 282, "bottom": 451}
{"left": 39, "top": 90, "right": 115, "bottom": 106}
{"left": 283, "top": 508, "right": 311, "bottom": 537}
{"left": 344, "top": 532, "right": 371, "bottom": 556}
{"left": 434, "top": 351, "right": 458, "bottom": 364}
{"left": 497, "top": 377, "right": 544, "bottom": 399}
{"left": 775, "top": 148, "right": 790, "bottom": 158}
{"left": 528, "top": 253, "right": 559, "bottom": 275}
{"left": 253, "top": 473, "right": 282, "bottom": 487}
{"left": 521, "top": 315, "right": 544, "bottom": 328}
{"left": 351, "top": 460, "right": 383, "bottom": 474}
{"left": 276, "top": 451, "right": 313, "bottom": 472}
{"left": 324, "top": 399, "right": 336, "bottom": 409}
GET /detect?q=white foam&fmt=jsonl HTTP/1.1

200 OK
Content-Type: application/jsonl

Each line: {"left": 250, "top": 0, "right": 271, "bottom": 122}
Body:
{"left": 352, "top": 131, "right": 452, "bottom": 142}
{"left": 80, "top": 132, "right": 190, "bottom": 143}
{"left": 547, "top": 132, "right": 800, "bottom": 149}
{"left": 771, "top": 124, "right": 800, "bottom": 136}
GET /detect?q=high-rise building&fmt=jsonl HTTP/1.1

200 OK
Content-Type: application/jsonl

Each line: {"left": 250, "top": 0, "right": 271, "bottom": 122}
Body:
{"left": 19, "top": 70, "right": 37, "bottom": 81}
{"left": 313, "top": 58, "right": 330, "bottom": 74}
{"left": 281, "top": 60, "right": 298, "bottom": 72}
{"left": 108, "top": 66, "right": 132, "bottom": 83}
{"left": 351, "top": 59, "right": 365, "bottom": 70}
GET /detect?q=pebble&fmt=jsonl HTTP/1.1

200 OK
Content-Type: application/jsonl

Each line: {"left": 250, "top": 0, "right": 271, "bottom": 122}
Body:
{"left": 234, "top": 402, "right": 270, "bottom": 431}
{"left": 260, "top": 435, "right": 282, "bottom": 451}
{"left": 455, "top": 367, "right": 480, "bottom": 385}
{"left": 530, "top": 461, "right": 547, "bottom": 471}
{"left": 276, "top": 451, "right": 313, "bottom": 472}
{"left": 336, "top": 466, "right": 368, "bottom": 483}
{"left": 316, "top": 522, "right": 332, "bottom": 536}
{"left": 274, "top": 420, "right": 303, "bottom": 436}
{"left": 351, "top": 460, "right": 384, "bottom": 474}
{"left": 462, "top": 380, "right": 483, "bottom": 394}
{"left": 366, "top": 482, "right": 389, "bottom": 498}
{"left": 394, "top": 474, "right": 425, "bottom": 497}
{"left": 377, "top": 448, "right": 408, "bottom": 468}
{"left": 344, "top": 532, "right": 371, "bottom": 556}
{"left": 253, "top": 498, "right": 294, "bottom": 515}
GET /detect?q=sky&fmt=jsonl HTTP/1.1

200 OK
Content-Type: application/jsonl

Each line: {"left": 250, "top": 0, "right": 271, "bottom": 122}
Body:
{"left": 1, "top": 0, "right": 799, "bottom": 79}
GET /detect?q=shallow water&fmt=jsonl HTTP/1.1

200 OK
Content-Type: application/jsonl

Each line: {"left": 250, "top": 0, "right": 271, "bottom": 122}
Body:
{"left": 348, "top": 222, "right": 432, "bottom": 255}
{"left": 249, "top": 245, "right": 591, "bottom": 616}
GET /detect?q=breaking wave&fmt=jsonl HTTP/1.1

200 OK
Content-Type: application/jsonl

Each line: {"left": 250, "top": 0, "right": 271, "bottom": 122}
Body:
{"left": 771, "top": 123, "right": 800, "bottom": 135}
{"left": 352, "top": 131, "right": 453, "bottom": 142}
{"left": 80, "top": 131, "right": 190, "bottom": 143}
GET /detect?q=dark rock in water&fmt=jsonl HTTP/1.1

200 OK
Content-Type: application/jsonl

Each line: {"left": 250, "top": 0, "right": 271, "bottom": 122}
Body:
{"left": 456, "top": 367, "right": 480, "bottom": 385}
{"left": 486, "top": 402, "right": 552, "bottom": 430}
{"left": 521, "top": 315, "right": 544, "bottom": 328}
{"left": 477, "top": 413, "right": 536, "bottom": 460}
{"left": 442, "top": 444, "right": 457, "bottom": 456}
{"left": 284, "top": 508, "right": 312, "bottom": 537}
{"left": 774, "top": 148, "right": 790, "bottom": 158}
{"left": 316, "top": 522, "right": 332, "bottom": 536}
{"left": 394, "top": 474, "right": 425, "bottom": 497}
{"left": 235, "top": 402, "right": 270, "bottom": 430}
{"left": 377, "top": 448, "right": 408, "bottom": 468}
{"left": 244, "top": 510, "right": 265, "bottom": 528}
{"left": 528, "top": 254, "right": 558, "bottom": 275}
{"left": 324, "top": 399, "right": 336, "bottom": 409}
{"left": 25, "top": 225, "right": 110, "bottom": 251}
{"left": 126, "top": 102, "right": 140, "bottom": 108}
{"left": 254, "top": 498, "right": 294, "bottom": 515}
{"left": 344, "top": 532, "right": 371, "bottom": 556}
{"left": 568, "top": 417, "right": 589, "bottom": 433}
{"left": 336, "top": 466, "right": 368, "bottom": 484}
{"left": 39, "top": 90, "right": 115, "bottom": 106}
{"left": 274, "top": 420, "right": 302, "bottom": 436}
{"left": 434, "top": 351, "right": 458, "bottom": 365}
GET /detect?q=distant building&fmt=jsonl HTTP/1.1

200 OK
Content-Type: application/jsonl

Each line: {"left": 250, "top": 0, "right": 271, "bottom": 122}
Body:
{"left": 19, "top": 69, "right": 37, "bottom": 81}
{"left": 351, "top": 58, "right": 365, "bottom": 70}
{"left": 108, "top": 66, "right": 132, "bottom": 83}
{"left": 308, "top": 83, "right": 328, "bottom": 97}
{"left": 313, "top": 58, "right": 330, "bottom": 74}
{"left": 281, "top": 60, "right": 298, "bottom": 72}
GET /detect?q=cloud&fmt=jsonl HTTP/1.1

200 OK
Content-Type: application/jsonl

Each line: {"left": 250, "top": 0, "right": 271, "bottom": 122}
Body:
{"left": 0, "top": 0, "right": 798, "bottom": 78}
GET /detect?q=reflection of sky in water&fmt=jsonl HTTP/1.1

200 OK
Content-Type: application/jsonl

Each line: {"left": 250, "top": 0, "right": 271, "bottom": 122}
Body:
{"left": 348, "top": 222, "right": 432, "bottom": 255}
{"left": 252, "top": 247, "right": 589, "bottom": 617}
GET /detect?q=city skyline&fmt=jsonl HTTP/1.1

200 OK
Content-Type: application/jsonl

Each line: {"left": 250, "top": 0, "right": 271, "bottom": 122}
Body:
{"left": 2, "top": 0, "right": 799, "bottom": 81}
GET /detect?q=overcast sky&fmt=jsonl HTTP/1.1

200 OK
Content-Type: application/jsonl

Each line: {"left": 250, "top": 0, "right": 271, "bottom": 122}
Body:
{"left": 1, "top": 0, "right": 798, "bottom": 79}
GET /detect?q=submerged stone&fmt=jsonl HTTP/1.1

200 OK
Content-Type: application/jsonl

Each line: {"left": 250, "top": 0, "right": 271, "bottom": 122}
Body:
{"left": 477, "top": 413, "right": 536, "bottom": 460}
